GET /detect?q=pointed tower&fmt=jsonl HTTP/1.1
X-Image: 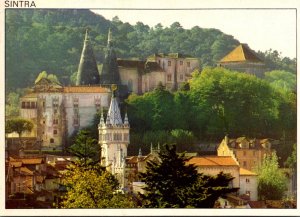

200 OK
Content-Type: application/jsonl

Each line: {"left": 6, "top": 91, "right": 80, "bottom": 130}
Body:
{"left": 100, "top": 28, "right": 121, "bottom": 85}
{"left": 76, "top": 29, "right": 100, "bottom": 85}
{"left": 98, "top": 85, "right": 129, "bottom": 187}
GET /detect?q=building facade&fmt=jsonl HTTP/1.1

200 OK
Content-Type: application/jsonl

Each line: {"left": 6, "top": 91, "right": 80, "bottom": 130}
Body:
{"left": 98, "top": 90, "right": 130, "bottom": 188}
{"left": 217, "top": 136, "right": 274, "bottom": 171}
{"left": 239, "top": 168, "right": 258, "bottom": 201}
{"left": 19, "top": 78, "right": 111, "bottom": 150}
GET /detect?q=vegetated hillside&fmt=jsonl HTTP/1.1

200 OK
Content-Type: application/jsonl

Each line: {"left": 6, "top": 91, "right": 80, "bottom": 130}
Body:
{"left": 5, "top": 9, "right": 296, "bottom": 92}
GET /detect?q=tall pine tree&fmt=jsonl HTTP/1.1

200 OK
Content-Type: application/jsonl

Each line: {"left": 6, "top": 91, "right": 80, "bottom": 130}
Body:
{"left": 139, "top": 145, "right": 237, "bottom": 208}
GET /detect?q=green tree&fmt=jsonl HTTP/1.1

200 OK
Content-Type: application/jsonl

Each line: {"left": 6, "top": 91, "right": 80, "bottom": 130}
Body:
{"left": 285, "top": 144, "right": 296, "bottom": 170}
{"left": 139, "top": 145, "right": 237, "bottom": 208}
{"left": 264, "top": 70, "right": 296, "bottom": 92}
{"left": 60, "top": 163, "right": 136, "bottom": 208}
{"left": 6, "top": 118, "right": 34, "bottom": 145}
{"left": 5, "top": 91, "right": 20, "bottom": 117}
{"left": 68, "top": 130, "right": 99, "bottom": 166}
{"left": 256, "top": 152, "right": 288, "bottom": 200}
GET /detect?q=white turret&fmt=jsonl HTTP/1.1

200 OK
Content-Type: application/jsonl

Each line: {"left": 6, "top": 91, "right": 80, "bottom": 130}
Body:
{"left": 98, "top": 86, "right": 130, "bottom": 188}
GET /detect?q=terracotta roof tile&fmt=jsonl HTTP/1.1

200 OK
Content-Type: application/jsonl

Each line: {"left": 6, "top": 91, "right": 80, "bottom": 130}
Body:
{"left": 63, "top": 86, "right": 110, "bottom": 93}
{"left": 20, "top": 167, "right": 34, "bottom": 175}
{"left": 220, "top": 44, "right": 263, "bottom": 63}
{"left": 240, "top": 167, "right": 257, "bottom": 176}
{"left": 10, "top": 162, "right": 22, "bottom": 167}
{"left": 20, "top": 158, "right": 43, "bottom": 165}
{"left": 188, "top": 156, "right": 239, "bottom": 166}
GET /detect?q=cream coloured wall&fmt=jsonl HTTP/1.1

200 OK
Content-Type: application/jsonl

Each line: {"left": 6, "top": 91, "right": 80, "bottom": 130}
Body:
{"left": 239, "top": 175, "right": 258, "bottom": 201}
{"left": 196, "top": 166, "right": 240, "bottom": 188}
{"left": 119, "top": 67, "right": 139, "bottom": 94}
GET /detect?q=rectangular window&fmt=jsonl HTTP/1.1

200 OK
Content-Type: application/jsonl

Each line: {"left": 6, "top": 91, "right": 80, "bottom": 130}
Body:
{"left": 43, "top": 101, "right": 45, "bottom": 108}
{"left": 31, "top": 102, "right": 36, "bottom": 108}
{"left": 53, "top": 119, "right": 58, "bottom": 125}
{"left": 246, "top": 178, "right": 250, "bottom": 183}
{"left": 167, "top": 74, "right": 172, "bottom": 81}
{"left": 168, "top": 61, "right": 171, "bottom": 66}
{"left": 180, "top": 61, "right": 183, "bottom": 65}
{"left": 187, "top": 61, "right": 190, "bottom": 67}
{"left": 22, "top": 102, "right": 26, "bottom": 109}
{"left": 50, "top": 138, "right": 54, "bottom": 143}
{"left": 53, "top": 129, "right": 57, "bottom": 135}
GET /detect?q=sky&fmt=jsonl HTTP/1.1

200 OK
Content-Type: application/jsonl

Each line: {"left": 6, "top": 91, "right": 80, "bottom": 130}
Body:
{"left": 92, "top": 9, "right": 296, "bottom": 59}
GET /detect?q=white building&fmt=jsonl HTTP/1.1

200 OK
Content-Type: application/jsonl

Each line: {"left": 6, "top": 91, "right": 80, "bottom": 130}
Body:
{"left": 19, "top": 78, "right": 111, "bottom": 150}
{"left": 239, "top": 168, "right": 258, "bottom": 201}
{"left": 98, "top": 91, "right": 130, "bottom": 188}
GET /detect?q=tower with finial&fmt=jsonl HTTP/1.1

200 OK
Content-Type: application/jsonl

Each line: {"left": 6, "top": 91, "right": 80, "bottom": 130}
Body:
{"left": 98, "top": 85, "right": 130, "bottom": 188}
{"left": 76, "top": 29, "right": 100, "bottom": 85}
{"left": 99, "top": 28, "right": 120, "bottom": 85}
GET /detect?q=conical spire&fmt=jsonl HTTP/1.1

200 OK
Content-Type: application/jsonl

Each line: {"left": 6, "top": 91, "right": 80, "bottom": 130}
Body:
{"left": 138, "top": 148, "right": 142, "bottom": 158}
{"left": 99, "top": 109, "right": 105, "bottom": 126}
{"left": 106, "top": 92, "right": 123, "bottom": 125}
{"left": 124, "top": 112, "right": 129, "bottom": 125}
{"left": 76, "top": 29, "right": 100, "bottom": 85}
{"left": 100, "top": 29, "right": 120, "bottom": 85}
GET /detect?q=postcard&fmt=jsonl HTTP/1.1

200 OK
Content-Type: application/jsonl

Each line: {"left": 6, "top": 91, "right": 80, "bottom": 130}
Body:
{"left": 1, "top": 0, "right": 299, "bottom": 216}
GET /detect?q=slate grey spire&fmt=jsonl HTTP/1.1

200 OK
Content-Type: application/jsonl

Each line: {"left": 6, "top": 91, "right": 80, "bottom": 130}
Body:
{"left": 106, "top": 86, "right": 123, "bottom": 125}
{"left": 76, "top": 29, "right": 100, "bottom": 85}
{"left": 100, "top": 28, "right": 120, "bottom": 85}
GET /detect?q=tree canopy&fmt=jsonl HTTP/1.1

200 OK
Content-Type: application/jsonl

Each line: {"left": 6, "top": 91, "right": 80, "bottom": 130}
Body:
{"left": 139, "top": 145, "right": 237, "bottom": 208}
{"left": 5, "top": 118, "right": 33, "bottom": 137}
{"left": 59, "top": 163, "right": 136, "bottom": 208}
{"left": 256, "top": 152, "right": 288, "bottom": 200}
{"left": 5, "top": 9, "right": 295, "bottom": 93}
{"left": 126, "top": 67, "right": 296, "bottom": 141}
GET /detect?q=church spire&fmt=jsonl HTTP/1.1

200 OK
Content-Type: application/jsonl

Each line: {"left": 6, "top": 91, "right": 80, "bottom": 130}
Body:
{"left": 76, "top": 29, "right": 100, "bottom": 85}
{"left": 100, "top": 29, "right": 120, "bottom": 85}
{"left": 106, "top": 85, "right": 123, "bottom": 125}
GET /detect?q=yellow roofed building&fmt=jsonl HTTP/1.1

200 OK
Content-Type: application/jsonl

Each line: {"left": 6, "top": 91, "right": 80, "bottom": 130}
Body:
{"left": 218, "top": 44, "right": 266, "bottom": 77}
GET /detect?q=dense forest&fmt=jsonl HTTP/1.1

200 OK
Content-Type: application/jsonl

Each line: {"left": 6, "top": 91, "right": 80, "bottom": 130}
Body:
{"left": 5, "top": 9, "right": 296, "bottom": 92}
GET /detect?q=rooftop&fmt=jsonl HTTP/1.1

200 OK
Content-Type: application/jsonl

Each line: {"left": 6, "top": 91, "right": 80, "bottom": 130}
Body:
{"left": 240, "top": 167, "right": 257, "bottom": 176}
{"left": 188, "top": 156, "right": 239, "bottom": 167}
{"left": 63, "top": 86, "right": 110, "bottom": 93}
{"left": 220, "top": 44, "right": 263, "bottom": 63}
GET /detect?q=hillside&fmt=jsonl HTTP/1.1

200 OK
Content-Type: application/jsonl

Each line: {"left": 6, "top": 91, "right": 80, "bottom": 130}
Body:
{"left": 5, "top": 9, "right": 296, "bottom": 91}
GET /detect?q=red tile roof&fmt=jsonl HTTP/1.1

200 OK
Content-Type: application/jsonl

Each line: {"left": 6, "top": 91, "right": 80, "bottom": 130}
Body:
{"left": 188, "top": 156, "right": 239, "bottom": 166}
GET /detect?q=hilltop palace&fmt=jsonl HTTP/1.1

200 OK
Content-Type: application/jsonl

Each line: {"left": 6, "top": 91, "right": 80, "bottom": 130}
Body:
{"left": 8, "top": 28, "right": 266, "bottom": 152}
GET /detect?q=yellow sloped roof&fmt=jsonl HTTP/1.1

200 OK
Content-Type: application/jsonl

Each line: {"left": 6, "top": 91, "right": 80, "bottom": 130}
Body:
{"left": 220, "top": 44, "right": 262, "bottom": 63}
{"left": 240, "top": 167, "right": 257, "bottom": 176}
